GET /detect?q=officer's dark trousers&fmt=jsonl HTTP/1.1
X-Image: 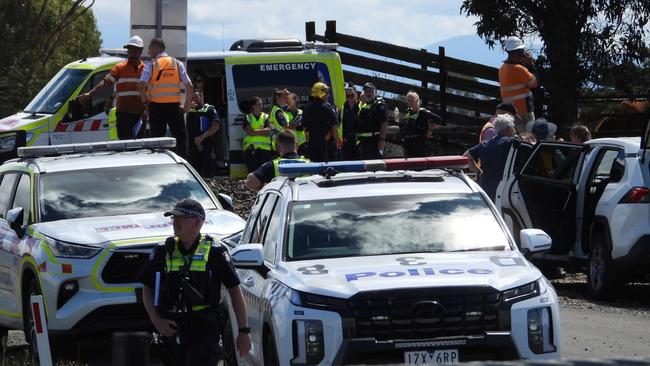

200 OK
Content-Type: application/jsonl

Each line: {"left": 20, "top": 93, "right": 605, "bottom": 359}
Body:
{"left": 160, "top": 310, "right": 221, "bottom": 366}
{"left": 116, "top": 112, "right": 143, "bottom": 140}
{"left": 307, "top": 139, "right": 329, "bottom": 162}
{"left": 188, "top": 136, "right": 216, "bottom": 177}
{"left": 404, "top": 136, "right": 428, "bottom": 158}
{"left": 243, "top": 147, "right": 274, "bottom": 173}
{"left": 342, "top": 134, "right": 357, "bottom": 160}
{"left": 357, "top": 136, "right": 382, "bottom": 159}
{"left": 149, "top": 102, "right": 188, "bottom": 158}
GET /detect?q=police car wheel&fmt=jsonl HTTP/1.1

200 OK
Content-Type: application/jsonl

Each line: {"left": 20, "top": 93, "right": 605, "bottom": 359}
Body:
{"left": 22, "top": 278, "right": 41, "bottom": 361}
{"left": 221, "top": 315, "right": 238, "bottom": 366}
{"left": 263, "top": 331, "right": 279, "bottom": 366}
{"left": 588, "top": 234, "right": 617, "bottom": 300}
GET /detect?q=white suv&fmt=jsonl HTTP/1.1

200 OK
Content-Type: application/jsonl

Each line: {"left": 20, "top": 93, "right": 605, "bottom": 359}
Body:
{"left": 496, "top": 125, "right": 650, "bottom": 299}
{"left": 0, "top": 138, "right": 245, "bottom": 351}
{"left": 224, "top": 158, "right": 561, "bottom": 365}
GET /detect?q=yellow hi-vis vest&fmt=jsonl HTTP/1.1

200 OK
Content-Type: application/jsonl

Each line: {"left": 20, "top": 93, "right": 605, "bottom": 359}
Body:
{"left": 108, "top": 107, "right": 118, "bottom": 140}
{"left": 272, "top": 156, "right": 310, "bottom": 177}
{"left": 287, "top": 109, "right": 307, "bottom": 146}
{"left": 165, "top": 236, "right": 212, "bottom": 311}
{"left": 269, "top": 105, "right": 289, "bottom": 132}
{"left": 243, "top": 112, "right": 272, "bottom": 151}
{"left": 147, "top": 56, "right": 182, "bottom": 104}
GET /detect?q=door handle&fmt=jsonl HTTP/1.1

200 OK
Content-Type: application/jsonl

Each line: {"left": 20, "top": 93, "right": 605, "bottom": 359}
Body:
{"left": 243, "top": 277, "right": 255, "bottom": 287}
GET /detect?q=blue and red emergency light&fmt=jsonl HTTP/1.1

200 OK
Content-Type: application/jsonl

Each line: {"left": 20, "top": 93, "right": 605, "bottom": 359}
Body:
{"left": 278, "top": 156, "right": 468, "bottom": 176}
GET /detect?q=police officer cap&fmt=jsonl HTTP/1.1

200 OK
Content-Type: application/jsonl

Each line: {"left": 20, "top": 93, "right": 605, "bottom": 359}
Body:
{"left": 363, "top": 82, "right": 376, "bottom": 90}
{"left": 164, "top": 198, "right": 205, "bottom": 220}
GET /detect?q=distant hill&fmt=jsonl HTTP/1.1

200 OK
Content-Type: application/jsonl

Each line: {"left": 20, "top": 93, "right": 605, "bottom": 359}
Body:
{"left": 424, "top": 35, "right": 503, "bottom": 68}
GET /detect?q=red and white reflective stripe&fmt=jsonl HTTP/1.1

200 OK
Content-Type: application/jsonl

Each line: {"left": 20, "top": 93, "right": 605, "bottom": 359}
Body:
{"left": 31, "top": 302, "right": 43, "bottom": 333}
{"left": 501, "top": 83, "right": 527, "bottom": 92}
{"left": 30, "top": 295, "right": 53, "bottom": 366}
{"left": 54, "top": 119, "right": 104, "bottom": 133}
{"left": 502, "top": 91, "right": 533, "bottom": 102}
{"left": 105, "top": 74, "right": 116, "bottom": 83}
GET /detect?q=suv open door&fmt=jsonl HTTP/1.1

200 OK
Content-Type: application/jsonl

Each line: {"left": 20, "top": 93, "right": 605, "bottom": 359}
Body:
{"left": 500, "top": 142, "right": 587, "bottom": 254}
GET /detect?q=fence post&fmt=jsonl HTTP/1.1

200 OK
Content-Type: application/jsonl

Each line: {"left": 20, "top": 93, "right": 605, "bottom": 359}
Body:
{"left": 305, "top": 21, "right": 315, "bottom": 42}
{"left": 325, "top": 20, "right": 337, "bottom": 43}
{"left": 420, "top": 48, "right": 428, "bottom": 89}
{"left": 438, "top": 46, "right": 449, "bottom": 152}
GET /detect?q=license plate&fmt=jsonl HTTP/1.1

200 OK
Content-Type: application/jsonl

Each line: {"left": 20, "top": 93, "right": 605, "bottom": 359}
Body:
{"left": 404, "top": 349, "right": 459, "bottom": 365}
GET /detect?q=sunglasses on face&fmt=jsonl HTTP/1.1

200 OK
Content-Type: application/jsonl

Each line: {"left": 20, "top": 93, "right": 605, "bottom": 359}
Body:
{"left": 346, "top": 94, "right": 355, "bottom": 98}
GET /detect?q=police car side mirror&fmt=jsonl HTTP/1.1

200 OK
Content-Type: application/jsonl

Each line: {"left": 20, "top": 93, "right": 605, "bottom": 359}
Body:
{"left": 520, "top": 229, "right": 552, "bottom": 253}
{"left": 230, "top": 244, "right": 264, "bottom": 269}
{"left": 217, "top": 193, "right": 235, "bottom": 212}
{"left": 6, "top": 207, "right": 25, "bottom": 238}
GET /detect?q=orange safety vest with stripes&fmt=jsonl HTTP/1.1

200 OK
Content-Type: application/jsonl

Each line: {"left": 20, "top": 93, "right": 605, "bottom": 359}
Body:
{"left": 147, "top": 56, "right": 182, "bottom": 104}
{"left": 106, "top": 61, "right": 144, "bottom": 114}
{"left": 498, "top": 63, "right": 535, "bottom": 115}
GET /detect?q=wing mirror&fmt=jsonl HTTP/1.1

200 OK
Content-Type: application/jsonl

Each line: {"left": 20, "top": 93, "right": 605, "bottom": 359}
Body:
{"left": 217, "top": 193, "right": 235, "bottom": 212}
{"left": 519, "top": 229, "right": 552, "bottom": 253}
{"left": 230, "top": 244, "right": 264, "bottom": 269}
{"left": 6, "top": 207, "right": 25, "bottom": 238}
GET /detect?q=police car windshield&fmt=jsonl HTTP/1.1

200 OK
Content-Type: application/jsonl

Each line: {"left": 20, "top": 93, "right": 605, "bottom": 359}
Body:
{"left": 39, "top": 164, "right": 216, "bottom": 222}
{"left": 24, "top": 68, "right": 91, "bottom": 114}
{"left": 287, "top": 193, "right": 511, "bottom": 260}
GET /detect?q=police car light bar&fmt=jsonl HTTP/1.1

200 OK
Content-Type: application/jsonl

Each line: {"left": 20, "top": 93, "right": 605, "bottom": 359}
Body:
{"left": 17, "top": 137, "right": 176, "bottom": 158}
{"left": 278, "top": 156, "right": 468, "bottom": 176}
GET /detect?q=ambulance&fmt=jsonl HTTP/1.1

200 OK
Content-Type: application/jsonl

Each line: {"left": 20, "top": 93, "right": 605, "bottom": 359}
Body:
{"left": 0, "top": 39, "right": 346, "bottom": 176}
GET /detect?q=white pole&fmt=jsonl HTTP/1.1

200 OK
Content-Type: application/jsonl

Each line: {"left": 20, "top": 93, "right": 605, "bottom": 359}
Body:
{"left": 30, "top": 295, "right": 53, "bottom": 366}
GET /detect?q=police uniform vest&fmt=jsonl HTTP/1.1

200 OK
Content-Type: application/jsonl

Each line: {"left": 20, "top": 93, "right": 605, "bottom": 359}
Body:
{"left": 243, "top": 112, "right": 272, "bottom": 151}
{"left": 357, "top": 97, "right": 384, "bottom": 136}
{"left": 272, "top": 156, "right": 310, "bottom": 177}
{"left": 269, "top": 105, "right": 290, "bottom": 132}
{"left": 160, "top": 236, "right": 218, "bottom": 313}
{"left": 147, "top": 56, "right": 182, "bottom": 104}
{"left": 404, "top": 107, "right": 429, "bottom": 136}
{"left": 287, "top": 109, "right": 307, "bottom": 146}
{"left": 187, "top": 103, "right": 216, "bottom": 139}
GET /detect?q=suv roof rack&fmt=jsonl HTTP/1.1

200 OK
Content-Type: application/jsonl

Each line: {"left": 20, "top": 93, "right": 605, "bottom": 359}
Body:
{"left": 229, "top": 39, "right": 304, "bottom": 52}
{"left": 17, "top": 138, "right": 176, "bottom": 158}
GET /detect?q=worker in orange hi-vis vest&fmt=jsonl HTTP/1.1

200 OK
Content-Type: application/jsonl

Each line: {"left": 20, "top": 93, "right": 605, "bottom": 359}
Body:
{"left": 499, "top": 36, "right": 538, "bottom": 133}
{"left": 139, "top": 38, "right": 194, "bottom": 158}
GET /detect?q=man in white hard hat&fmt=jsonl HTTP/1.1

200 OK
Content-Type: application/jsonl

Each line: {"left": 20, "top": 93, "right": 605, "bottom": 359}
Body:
{"left": 499, "top": 36, "right": 538, "bottom": 132}
{"left": 78, "top": 35, "right": 146, "bottom": 140}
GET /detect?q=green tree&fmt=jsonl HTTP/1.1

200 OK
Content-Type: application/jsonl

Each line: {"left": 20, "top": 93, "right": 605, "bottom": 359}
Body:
{"left": 0, "top": 0, "right": 101, "bottom": 117}
{"left": 461, "top": 0, "right": 650, "bottom": 127}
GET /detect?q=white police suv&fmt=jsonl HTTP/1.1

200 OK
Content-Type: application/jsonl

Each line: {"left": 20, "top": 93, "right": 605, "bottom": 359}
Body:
{"left": 224, "top": 157, "right": 561, "bottom": 365}
{"left": 0, "top": 138, "right": 245, "bottom": 350}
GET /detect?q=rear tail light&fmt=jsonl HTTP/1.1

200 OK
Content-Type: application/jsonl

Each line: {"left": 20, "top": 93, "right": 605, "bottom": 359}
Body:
{"left": 618, "top": 187, "right": 650, "bottom": 203}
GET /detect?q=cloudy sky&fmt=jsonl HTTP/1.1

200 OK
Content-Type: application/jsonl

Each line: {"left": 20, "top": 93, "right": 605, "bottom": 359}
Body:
{"left": 92, "top": 0, "right": 505, "bottom": 66}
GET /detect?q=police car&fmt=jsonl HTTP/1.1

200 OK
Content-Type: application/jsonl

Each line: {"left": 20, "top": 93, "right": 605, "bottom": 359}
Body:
{"left": 224, "top": 157, "right": 561, "bottom": 365}
{"left": 0, "top": 138, "right": 245, "bottom": 351}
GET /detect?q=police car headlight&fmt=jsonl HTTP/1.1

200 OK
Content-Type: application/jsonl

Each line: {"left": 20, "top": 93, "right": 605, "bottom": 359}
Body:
{"left": 527, "top": 307, "right": 556, "bottom": 354}
{"left": 44, "top": 237, "right": 102, "bottom": 259}
{"left": 501, "top": 279, "right": 541, "bottom": 302}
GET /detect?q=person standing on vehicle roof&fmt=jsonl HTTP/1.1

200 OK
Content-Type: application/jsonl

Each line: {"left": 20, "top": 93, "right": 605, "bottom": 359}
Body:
{"left": 341, "top": 86, "right": 360, "bottom": 160}
{"left": 243, "top": 96, "right": 274, "bottom": 173}
{"left": 138, "top": 199, "right": 251, "bottom": 366}
{"left": 245, "top": 129, "right": 309, "bottom": 191}
{"left": 139, "top": 38, "right": 194, "bottom": 158}
{"left": 302, "top": 82, "right": 339, "bottom": 162}
{"left": 286, "top": 92, "right": 308, "bottom": 155}
{"left": 186, "top": 90, "right": 220, "bottom": 177}
{"left": 463, "top": 114, "right": 516, "bottom": 202}
{"left": 356, "top": 82, "right": 388, "bottom": 159}
{"left": 401, "top": 91, "right": 441, "bottom": 157}
{"left": 77, "top": 36, "right": 146, "bottom": 140}
{"left": 499, "top": 36, "right": 538, "bottom": 132}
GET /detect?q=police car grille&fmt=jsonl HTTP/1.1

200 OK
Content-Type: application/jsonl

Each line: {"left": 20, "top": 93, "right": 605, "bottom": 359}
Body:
{"left": 303, "top": 287, "right": 506, "bottom": 340}
{"left": 102, "top": 251, "right": 151, "bottom": 284}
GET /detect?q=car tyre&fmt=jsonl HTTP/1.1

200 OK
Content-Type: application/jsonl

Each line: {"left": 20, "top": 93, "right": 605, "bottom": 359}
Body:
{"left": 588, "top": 234, "right": 617, "bottom": 300}
{"left": 263, "top": 330, "right": 279, "bottom": 366}
{"left": 22, "top": 278, "right": 42, "bottom": 361}
{"left": 222, "top": 313, "right": 238, "bottom": 366}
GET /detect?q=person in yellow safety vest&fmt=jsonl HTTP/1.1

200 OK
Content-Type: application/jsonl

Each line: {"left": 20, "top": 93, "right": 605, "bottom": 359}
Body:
{"left": 138, "top": 199, "right": 251, "bottom": 365}
{"left": 108, "top": 107, "right": 118, "bottom": 140}
{"left": 286, "top": 92, "right": 308, "bottom": 155}
{"left": 401, "top": 91, "right": 442, "bottom": 158}
{"left": 139, "top": 38, "right": 194, "bottom": 158}
{"left": 356, "top": 82, "right": 388, "bottom": 159}
{"left": 245, "top": 129, "right": 309, "bottom": 191}
{"left": 268, "top": 88, "right": 290, "bottom": 146}
{"left": 499, "top": 36, "right": 538, "bottom": 133}
{"left": 242, "top": 96, "right": 274, "bottom": 173}
{"left": 77, "top": 35, "right": 146, "bottom": 140}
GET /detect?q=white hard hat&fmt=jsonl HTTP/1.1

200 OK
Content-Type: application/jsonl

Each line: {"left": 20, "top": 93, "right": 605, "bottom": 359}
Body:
{"left": 124, "top": 35, "right": 144, "bottom": 49}
{"left": 504, "top": 36, "right": 526, "bottom": 52}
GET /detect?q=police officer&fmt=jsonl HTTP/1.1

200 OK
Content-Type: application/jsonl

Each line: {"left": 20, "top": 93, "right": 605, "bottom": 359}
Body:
{"left": 269, "top": 88, "right": 290, "bottom": 140}
{"left": 402, "top": 91, "right": 441, "bottom": 157}
{"left": 245, "top": 129, "right": 309, "bottom": 191}
{"left": 138, "top": 199, "right": 251, "bottom": 366}
{"left": 356, "top": 82, "right": 388, "bottom": 159}
{"left": 139, "top": 38, "right": 194, "bottom": 158}
{"left": 187, "top": 90, "right": 220, "bottom": 177}
{"left": 242, "top": 96, "right": 273, "bottom": 173}
{"left": 341, "top": 86, "right": 360, "bottom": 160}
{"left": 302, "top": 82, "right": 338, "bottom": 162}
{"left": 286, "top": 92, "right": 308, "bottom": 155}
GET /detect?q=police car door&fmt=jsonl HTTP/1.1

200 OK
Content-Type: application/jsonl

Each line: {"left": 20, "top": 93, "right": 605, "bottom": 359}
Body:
{"left": 512, "top": 142, "right": 587, "bottom": 254}
{"left": 237, "top": 192, "right": 280, "bottom": 363}
{"left": 496, "top": 140, "right": 534, "bottom": 243}
{"left": 65, "top": 70, "right": 113, "bottom": 143}
{"left": 0, "top": 172, "right": 22, "bottom": 320}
